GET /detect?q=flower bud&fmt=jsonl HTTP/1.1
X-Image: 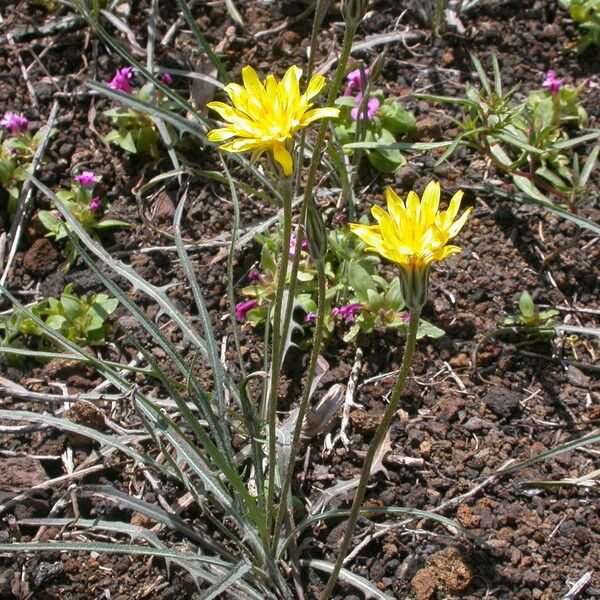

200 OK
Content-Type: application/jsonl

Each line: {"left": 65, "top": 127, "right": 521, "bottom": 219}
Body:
{"left": 305, "top": 198, "right": 328, "bottom": 261}
{"left": 399, "top": 263, "right": 429, "bottom": 313}
{"left": 341, "top": 0, "right": 369, "bottom": 26}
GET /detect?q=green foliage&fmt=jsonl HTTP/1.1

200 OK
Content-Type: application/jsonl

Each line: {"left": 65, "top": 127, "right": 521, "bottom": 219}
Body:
{"left": 334, "top": 92, "right": 416, "bottom": 174}
{"left": 239, "top": 224, "right": 444, "bottom": 343}
{"left": 415, "top": 54, "right": 599, "bottom": 211}
{"left": 0, "top": 126, "right": 56, "bottom": 216}
{"left": 0, "top": 283, "right": 119, "bottom": 352}
{"left": 103, "top": 83, "right": 176, "bottom": 157}
{"left": 37, "top": 175, "right": 128, "bottom": 266}
{"left": 503, "top": 290, "right": 559, "bottom": 336}
{"left": 560, "top": 0, "right": 600, "bottom": 52}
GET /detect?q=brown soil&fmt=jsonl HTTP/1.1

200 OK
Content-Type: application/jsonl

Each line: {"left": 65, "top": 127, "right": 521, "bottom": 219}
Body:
{"left": 0, "top": 0, "right": 599, "bottom": 599}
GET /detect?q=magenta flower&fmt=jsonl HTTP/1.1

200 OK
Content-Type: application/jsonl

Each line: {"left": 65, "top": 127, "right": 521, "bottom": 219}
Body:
{"left": 108, "top": 67, "right": 134, "bottom": 93}
{"left": 305, "top": 312, "right": 316, "bottom": 324}
{"left": 344, "top": 68, "right": 369, "bottom": 96}
{"left": 247, "top": 269, "right": 262, "bottom": 282}
{"left": 542, "top": 70, "right": 564, "bottom": 96}
{"left": 74, "top": 170, "right": 99, "bottom": 187}
{"left": 89, "top": 196, "right": 101, "bottom": 211}
{"left": 332, "top": 303, "right": 362, "bottom": 323}
{"left": 351, "top": 94, "right": 380, "bottom": 121}
{"left": 0, "top": 111, "right": 29, "bottom": 135}
{"left": 401, "top": 311, "right": 411, "bottom": 324}
{"left": 289, "top": 232, "right": 308, "bottom": 256}
{"left": 161, "top": 73, "right": 173, "bottom": 85}
{"left": 235, "top": 299, "right": 259, "bottom": 322}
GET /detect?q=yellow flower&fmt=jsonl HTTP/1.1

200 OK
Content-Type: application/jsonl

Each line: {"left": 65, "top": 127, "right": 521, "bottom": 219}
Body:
{"left": 349, "top": 181, "right": 471, "bottom": 311}
{"left": 349, "top": 181, "right": 471, "bottom": 269}
{"left": 207, "top": 66, "right": 339, "bottom": 176}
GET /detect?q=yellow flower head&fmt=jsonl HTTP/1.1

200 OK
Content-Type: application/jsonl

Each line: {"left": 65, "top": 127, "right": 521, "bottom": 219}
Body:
{"left": 207, "top": 66, "right": 339, "bottom": 176}
{"left": 349, "top": 181, "right": 472, "bottom": 269}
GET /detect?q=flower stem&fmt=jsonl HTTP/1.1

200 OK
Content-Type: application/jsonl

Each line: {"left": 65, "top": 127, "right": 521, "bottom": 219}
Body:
{"left": 320, "top": 308, "right": 421, "bottom": 600}
{"left": 265, "top": 177, "right": 294, "bottom": 530}
{"left": 272, "top": 257, "right": 327, "bottom": 549}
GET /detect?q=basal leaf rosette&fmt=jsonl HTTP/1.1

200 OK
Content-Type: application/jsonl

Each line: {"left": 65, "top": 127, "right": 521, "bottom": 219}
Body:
{"left": 349, "top": 181, "right": 471, "bottom": 311}
{"left": 207, "top": 66, "right": 339, "bottom": 176}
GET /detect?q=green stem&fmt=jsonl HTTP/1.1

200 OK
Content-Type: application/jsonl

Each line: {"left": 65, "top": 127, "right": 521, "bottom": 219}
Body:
{"left": 265, "top": 178, "right": 293, "bottom": 530}
{"left": 320, "top": 309, "right": 421, "bottom": 600}
{"left": 272, "top": 258, "right": 327, "bottom": 548}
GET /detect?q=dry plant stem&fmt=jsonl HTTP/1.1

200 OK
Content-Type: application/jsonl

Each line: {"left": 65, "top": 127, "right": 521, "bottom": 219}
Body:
{"left": 272, "top": 258, "right": 327, "bottom": 547}
{"left": 321, "top": 309, "right": 421, "bottom": 600}
{"left": 265, "top": 177, "right": 293, "bottom": 531}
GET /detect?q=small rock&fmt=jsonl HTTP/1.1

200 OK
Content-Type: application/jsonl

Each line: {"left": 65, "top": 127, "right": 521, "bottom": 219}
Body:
{"left": 33, "top": 561, "right": 65, "bottom": 589}
{"left": 427, "top": 547, "right": 473, "bottom": 593}
{"left": 153, "top": 190, "right": 175, "bottom": 223}
{"left": 566, "top": 365, "right": 589, "bottom": 388}
{"left": 0, "top": 457, "right": 49, "bottom": 518}
{"left": 464, "top": 416, "right": 494, "bottom": 432}
{"left": 457, "top": 504, "right": 480, "bottom": 528}
{"left": 435, "top": 396, "right": 465, "bottom": 422}
{"left": 441, "top": 49, "right": 454, "bottom": 65}
{"left": 394, "top": 165, "right": 419, "bottom": 189}
{"left": 411, "top": 568, "right": 438, "bottom": 600}
{"left": 482, "top": 387, "right": 520, "bottom": 419}
{"left": 412, "top": 117, "right": 442, "bottom": 141}
{"left": 64, "top": 401, "right": 105, "bottom": 446}
{"left": 42, "top": 358, "right": 94, "bottom": 383}
{"left": 23, "top": 238, "right": 59, "bottom": 276}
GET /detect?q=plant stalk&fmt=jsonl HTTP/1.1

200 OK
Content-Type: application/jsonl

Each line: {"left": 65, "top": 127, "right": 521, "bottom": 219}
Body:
{"left": 265, "top": 177, "right": 294, "bottom": 530}
{"left": 272, "top": 258, "right": 327, "bottom": 547}
{"left": 320, "top": 308, "right": 421, "bottom": 600}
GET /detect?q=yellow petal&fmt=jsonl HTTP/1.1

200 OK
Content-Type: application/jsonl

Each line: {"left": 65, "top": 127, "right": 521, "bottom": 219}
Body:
{"left": 385, "top": 187, "right": 405, "bottom": 226}
{"left": 272, "top": 142, "right": 294, "bottom": 176}
{"left": 420, "top": 181, "right": 440, "bottom": 227}
{"left": 300, "top": 107, "right": 339, "bottom": 126}
{"left": 303, "top": 74, "right": 326, "bottom": 101}
{"left": 241, "top": 66, "right": 266, "bottom": 102}
{"left": 448, "top": 206, "right": 472, "bottom": 238}
{"left": 207, "top": 127, "right": 236, "bottom": 142}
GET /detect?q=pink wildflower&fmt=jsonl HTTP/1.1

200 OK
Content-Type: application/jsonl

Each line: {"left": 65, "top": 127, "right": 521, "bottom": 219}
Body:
{"left": 344, "top": 68, "right": 369, "bottom": 96}
{"left": 542, "top": 70, "right": 564, "bottom": 96}
{"left": 108, "top": 67, "right": 134, "bottom": 94}
{"left": 351, "top": 94, "right": 380, "bottom": 121}
{"left": 332, "top": 303, "right": 362, "bottom": 323}
{"left": 248, "top": 269, "right": 262, "bottom": 282}
{"left": 89, "top": 196, "right": 101, "bottom": 211}
{"left": 235, "top": 299, "right": 258, "bottom": 322}
{"left": 305, "top": 312, "right": 316, "bottom": 324}
{"left": 161, "top": 73, "right": 173, "bottom": 85}
{"left": 289, "top": 232, "right": 308, "bottom": 256}
{"left": 74, "top": 171, "right": 99, "bottom": 187}
{"left": 401, "top": 311, "right": 411, "bottom": 324}
{"left": 0, "top": 111, "right": 29, "bottom": 135}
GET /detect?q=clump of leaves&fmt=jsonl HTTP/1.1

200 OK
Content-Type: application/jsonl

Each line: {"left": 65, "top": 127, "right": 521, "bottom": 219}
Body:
{"left": 104, "top": 80, "right": 176, "bottom": 158}
{"left": 504, "top": 291, "right": 559, "bottom": 338}
{"left": 0, "top": 120, "right": 56, "bottom": 217}
{"left": 37, "top": 172, "right": 128, "bottom": 267}
{"left": 559, "top": 0, "right": 600, "bottom": 52}
{"left": 0, "top": 283, "right": 119, "bottom": 354}
{"left": 239, "top": 224, "right": 444, "bottom": 343}
{"left": 414, "top": 55, "right": 599, "bottom": 212}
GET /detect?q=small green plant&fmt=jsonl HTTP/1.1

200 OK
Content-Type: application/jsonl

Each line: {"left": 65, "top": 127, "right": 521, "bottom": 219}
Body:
{"left": 0, "top": 112, "right": 55, "bottom": 216}
{"left": 237, "top": 223, "right": 444, "bottom": 343}
{"left": 560, "top": 0, "right": 600, "bottom": 52}
{"left": 103, "top": 67, "right": 175, "bottom": 157}
{"left": 414, "top": 55, "right": 599, "bottom": 212}
{"left": 504, "top": 290, "right": 559, "bottom": 333}
{"left": 37, "top": 171, "right": 128, "bottom": 266}
{"left": 0, "top": 283, "right": 119, "bottom": 352}
{"left": 334, "top": 67, "right": 416, "bottom": 173}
